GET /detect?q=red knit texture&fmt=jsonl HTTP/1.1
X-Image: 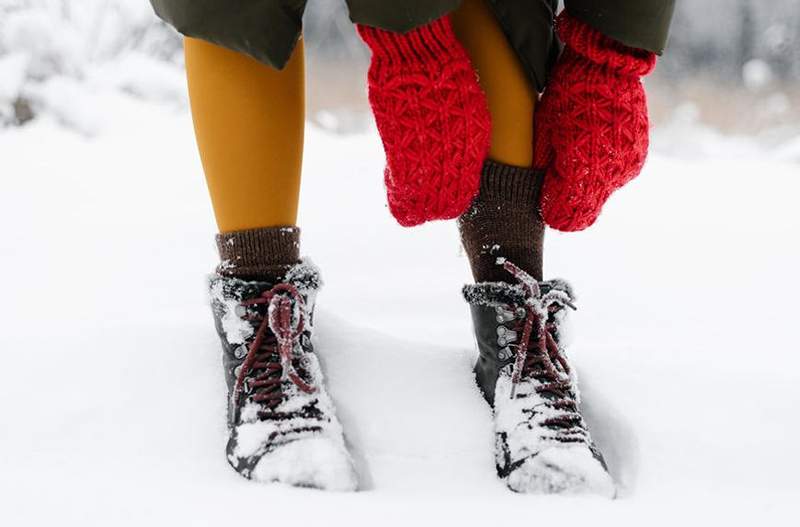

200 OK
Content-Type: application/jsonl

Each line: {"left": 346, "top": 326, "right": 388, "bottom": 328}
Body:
{"left": 533, "top": 11, "right": 657, "bottom": 232}
{"left": 357, "top": 17, "right": 491, "bottom": 227}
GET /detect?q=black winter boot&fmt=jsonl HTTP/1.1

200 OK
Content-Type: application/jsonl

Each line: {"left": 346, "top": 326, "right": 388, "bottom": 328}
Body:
{"left": 209, "top": 259, "right": 357, "bottom": 490}
{"left": 463, "top": 259, "right": 615, "bottom": 496}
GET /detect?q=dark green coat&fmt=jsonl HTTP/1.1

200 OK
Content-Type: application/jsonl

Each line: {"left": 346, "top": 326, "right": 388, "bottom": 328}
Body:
{"left": 149, "top": 0, "right": 674, "bottom": 91}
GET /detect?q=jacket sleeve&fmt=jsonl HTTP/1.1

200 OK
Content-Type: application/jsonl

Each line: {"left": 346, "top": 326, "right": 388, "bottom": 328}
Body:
{"left": 346, "top": 0, "right": 463, "bottom": 33}
{"left": 563, "top": 0, "right": 675, "bottom": 54}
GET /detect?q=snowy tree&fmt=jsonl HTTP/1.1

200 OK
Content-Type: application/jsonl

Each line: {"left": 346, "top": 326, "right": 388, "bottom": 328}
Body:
{"left": 0, "top": 0, "right": 180, "bottom": 125}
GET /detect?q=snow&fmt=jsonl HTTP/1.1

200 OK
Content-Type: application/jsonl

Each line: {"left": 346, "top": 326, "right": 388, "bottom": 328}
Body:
{"left": 504, "top": 443, "right": 615, "bottom": 496}
{"left": 493, "top": 357, "right": 615, "bottom": 497}
{"left": 0, "top": 53, "right": 28, "bottom": 102}
{"left": 209, "top": 279, "right": 253, "bottom": 346}
{"left": 1, "top": 92, "right": 799, "bottom": 525}
{"left": 0, "top": 1, "right": 183, "bottom": 126}
{"left": 247, "top": 435, "right": 357, "bottom": 491}
{"left": 743, "top": 59, "right": 774, "bottom": 91}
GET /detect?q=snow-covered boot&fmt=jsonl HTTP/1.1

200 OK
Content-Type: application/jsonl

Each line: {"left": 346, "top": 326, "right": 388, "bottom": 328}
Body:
{"left": 463, "top": 259, "right": 615, "bottom": 497}
{"left": 209, "top": 259, "right": 357, "bottom": 490}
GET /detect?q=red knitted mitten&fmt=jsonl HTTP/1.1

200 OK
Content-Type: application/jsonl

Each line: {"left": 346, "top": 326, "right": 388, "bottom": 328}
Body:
{"left": 534, "top": 11, "right": 657, "bottom": 232}
{"left": 357, "top": 17, "right": 490, "bottom": 227}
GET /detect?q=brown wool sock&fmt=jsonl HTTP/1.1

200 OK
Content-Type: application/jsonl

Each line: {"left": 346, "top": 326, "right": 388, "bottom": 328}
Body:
{"left": 215, "top": 226, "right": 300, "bottom": 281}
{"left": 458, "top": 159, "right": 544, "bottom": 283}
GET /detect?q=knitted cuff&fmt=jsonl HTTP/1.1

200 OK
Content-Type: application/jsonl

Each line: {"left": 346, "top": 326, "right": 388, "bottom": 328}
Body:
{"left": 216, "top": 226, "right": 300, "bottom": 281}
{"left": 557, "top": 11, "right": 656, "bottom": 77}
{"left": 479, "top": 159, "right": 542, "bottom": 207}
{"left": 459, "top": 160, "right": 544, "bottom": 283}
{"left": 356, "top": 16, "right": 463, "bottom": 64}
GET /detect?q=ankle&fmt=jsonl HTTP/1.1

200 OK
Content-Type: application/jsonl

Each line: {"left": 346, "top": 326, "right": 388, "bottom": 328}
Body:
{"left": 215, "top": 226, "right": 300, "bottom": 281}
{"left": 459, "top": 159, "right": 544, "bottom": 282}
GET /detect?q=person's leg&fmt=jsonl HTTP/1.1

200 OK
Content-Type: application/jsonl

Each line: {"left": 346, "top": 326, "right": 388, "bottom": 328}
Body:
{"left": 452, "top": 0, "right": 544, "bottom": 282}
{"left": 185, "top": 37, "right": 305, "bottom": 279}
{"left": 185, "top": 37, "right": 305, "bottom": 233}
{"left": 187, "top": 38, "right": 357, "bottom": 489}
{"left": 453, "top": 3, "right": 615, "bottom": 496}
{"left": 451, "top": 0, "right": 536, "bottom": 167}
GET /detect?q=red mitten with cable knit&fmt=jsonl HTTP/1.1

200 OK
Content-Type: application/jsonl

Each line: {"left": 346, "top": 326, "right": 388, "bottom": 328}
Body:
{"left": 357, "top": 17, "right": 490, "bottom": 227}
{"left": 534, "top": 11, "right": 657, "bottom": 232}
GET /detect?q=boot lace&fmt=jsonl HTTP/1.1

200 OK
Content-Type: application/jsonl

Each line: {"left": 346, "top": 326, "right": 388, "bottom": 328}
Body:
{"left": 501, "top": 260, "right": 587, "bottom": 443}
{"left": 232, "top": 283, "right": 315, "bottom": 417}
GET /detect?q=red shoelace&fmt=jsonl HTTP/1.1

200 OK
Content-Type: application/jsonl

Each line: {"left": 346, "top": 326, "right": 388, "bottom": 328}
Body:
{"left": 231, "top": 283, "right": 315, "bottom": 416}
{"left": 502, "top": 261, "right": 584, "bottom": 434}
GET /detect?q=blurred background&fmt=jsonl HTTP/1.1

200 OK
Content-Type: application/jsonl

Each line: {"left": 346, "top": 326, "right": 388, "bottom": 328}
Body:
{"left": 1, "top": 0, "right": 799, "bottom": 149}
{"left": 2, "top": 4, "right": 799, "bottom": 521}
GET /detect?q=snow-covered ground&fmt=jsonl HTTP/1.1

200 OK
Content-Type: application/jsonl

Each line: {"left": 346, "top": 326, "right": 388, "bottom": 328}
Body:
{"left": 1, "top": 91, "right": 799, "bottom": 526}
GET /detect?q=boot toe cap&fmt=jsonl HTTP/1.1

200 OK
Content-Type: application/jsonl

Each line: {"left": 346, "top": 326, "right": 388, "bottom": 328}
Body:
{"left": 250, "top": 436, "right": 358, "bottom": 491}
{"left": 506, "top": 445, "right": 616, "bottom": 497}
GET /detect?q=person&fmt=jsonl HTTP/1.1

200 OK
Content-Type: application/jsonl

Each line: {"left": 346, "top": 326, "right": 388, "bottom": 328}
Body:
{"left": 148, "top": 0, "right": 675, "bottom": 494}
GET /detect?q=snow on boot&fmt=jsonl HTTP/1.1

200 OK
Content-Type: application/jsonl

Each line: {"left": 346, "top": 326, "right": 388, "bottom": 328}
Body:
{"left": 463, "top": 259, "right": 615, "bottom": 497}
{"left": 209, "top": 259, "right": 357, "bottom": 491}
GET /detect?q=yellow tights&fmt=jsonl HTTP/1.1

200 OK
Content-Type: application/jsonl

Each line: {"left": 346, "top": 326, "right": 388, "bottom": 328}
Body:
{"left": 185, "top": 37, "right": 305, "bottom": 232}
{"left": 185, "top": 0, "right": 536, "bottom": 232}
{"left": 452, "top": 0, "right": 537, "bottom": 168}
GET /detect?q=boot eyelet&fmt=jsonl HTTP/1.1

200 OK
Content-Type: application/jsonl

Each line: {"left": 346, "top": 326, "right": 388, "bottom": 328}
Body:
{"left": 234, "top": 304, "right": 247, "bottom": 317}
{"left": 234, "top": 345, "right": 248, "bottom": 359}
{"left": 497, "top": 326, "right": 517, "bottom": 345}
{"left": 233, "top": 365, "right": 242, "bottom": 378}
{"left": 516, "top": 307, "right": 526, "bottom": 318}
{"left": 496, "top": 306, "right": 515, "bottom": 321}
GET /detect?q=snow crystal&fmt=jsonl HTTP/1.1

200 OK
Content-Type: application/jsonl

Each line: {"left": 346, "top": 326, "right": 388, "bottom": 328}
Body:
{"left": 217, "top": 259, "right": 235, "bottom": 272}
